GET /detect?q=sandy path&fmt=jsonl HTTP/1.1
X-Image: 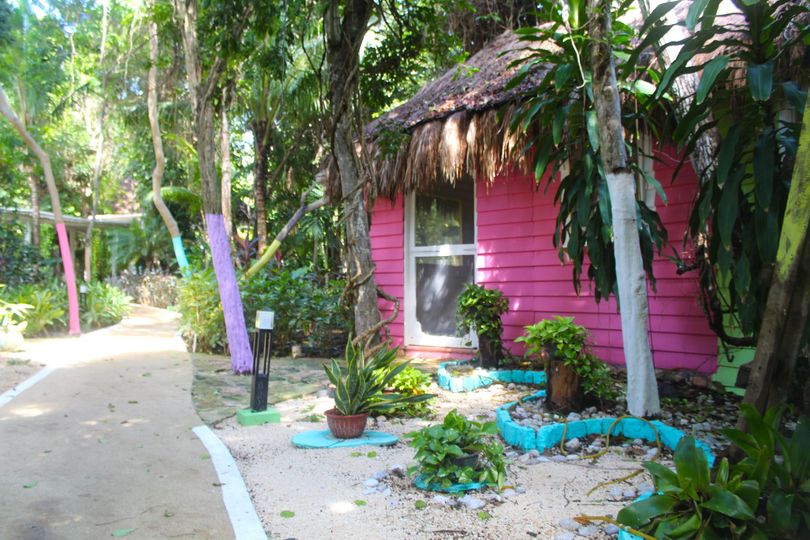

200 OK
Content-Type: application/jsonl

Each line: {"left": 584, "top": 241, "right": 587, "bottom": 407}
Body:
{"left": 0, "top": 306, "right": 235, "bottom": 540}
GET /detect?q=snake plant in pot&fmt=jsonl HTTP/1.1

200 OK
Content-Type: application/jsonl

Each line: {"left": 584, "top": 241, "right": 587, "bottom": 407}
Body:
{"left": 323, "top": 340, "right": 434, "bottom": 438}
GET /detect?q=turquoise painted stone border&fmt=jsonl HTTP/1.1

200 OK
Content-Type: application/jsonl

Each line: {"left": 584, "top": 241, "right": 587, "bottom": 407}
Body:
{"left": 413, "top": 474, "right": 493, "bottom": 493}
{"left": 496, "top": 391, "right": 715, "bottom": 467}
{"left": 437, "top": 359, "right": 546, "bottom": 392}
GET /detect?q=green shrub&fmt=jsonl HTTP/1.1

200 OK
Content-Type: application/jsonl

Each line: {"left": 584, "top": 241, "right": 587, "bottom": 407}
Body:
{"left": 178, "top": 267, "right": 350, "bottom": 356}
{"left": 374, "top": 365, "right": 434, "bottom": 418}
{"left": 0, "top": 286, "right": 30, "bottom": 334}
{"left": 456, "top": 283, "right": 508, "bottom": 342}
{"left": 81, "top": 282, "right": 131, "bottom": 329}
{"left": 177, "top": 267, "right": 226, "bottom": 352}
{"left": 516, "top": 316, "right": 616, "bottom": 401}
{"left": 1, "top": 281, "right": 67, "bottom": 336}
{"left": 0, "top": 224, "right": 52, "bottom": 286}
{"left": 407, "top": 410, "right": 506, "bottom": 489}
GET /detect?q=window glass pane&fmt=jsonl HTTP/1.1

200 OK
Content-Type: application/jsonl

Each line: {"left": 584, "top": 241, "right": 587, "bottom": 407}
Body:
{"left": 415, "top": 255, "right": 474, "bottom": 337}
{"left": 414, "top": 176, "right": 474, "bottom": 246}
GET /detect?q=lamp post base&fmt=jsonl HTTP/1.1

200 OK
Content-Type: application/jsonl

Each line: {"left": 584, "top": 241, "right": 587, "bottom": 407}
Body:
{"left": 236, "top": 407, "right": 281, "bottom": 426}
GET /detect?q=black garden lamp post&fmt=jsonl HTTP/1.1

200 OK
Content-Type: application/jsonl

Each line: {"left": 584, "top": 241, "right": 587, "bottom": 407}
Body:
{"left": 237, "top": 311, "right": 281, "bottom": 426}
{"left": 250, "top": 310, "right": 274, "bottom": 412}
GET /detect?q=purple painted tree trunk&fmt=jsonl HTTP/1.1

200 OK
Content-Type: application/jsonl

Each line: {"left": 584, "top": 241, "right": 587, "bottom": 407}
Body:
{"left": 207, "top": 213, "right": 252, "bottom": 373}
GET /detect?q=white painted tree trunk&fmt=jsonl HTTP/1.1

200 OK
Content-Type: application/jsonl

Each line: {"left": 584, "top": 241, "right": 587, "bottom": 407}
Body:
{"left": 589, "top": 0, "right": 660, "bottom": 416}
{"left": 606, "top": 172, "right": 661, "bottom": 416}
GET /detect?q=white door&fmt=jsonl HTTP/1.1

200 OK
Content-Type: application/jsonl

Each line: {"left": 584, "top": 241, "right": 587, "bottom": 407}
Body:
{"left": 405, "top": 176, "right": 476, "bottom": 348}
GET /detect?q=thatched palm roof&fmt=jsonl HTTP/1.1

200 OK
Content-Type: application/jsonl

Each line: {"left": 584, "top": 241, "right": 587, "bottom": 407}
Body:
{"left": 326, "top": 29, "right": 549, "bottom": 200}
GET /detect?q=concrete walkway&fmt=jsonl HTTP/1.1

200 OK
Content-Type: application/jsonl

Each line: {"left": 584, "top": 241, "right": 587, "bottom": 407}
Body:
{"left": 0, "top": 306, "right": 235, "bottom": 539}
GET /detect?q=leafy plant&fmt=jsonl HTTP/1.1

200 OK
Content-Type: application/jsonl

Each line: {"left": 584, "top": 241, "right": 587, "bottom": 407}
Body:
{"left": 81, "top": 282, "right": 131, "bottom": 329}
{"left": 373, "top": 364, "right": 434, "bottom": 418}
{"left": 637, "top": 0, "right": 810, "bottom": 343}
{"left": 1, "top": 281, "right": 66, "bottom": 336}
{"left": 406, "top": 409, "right": 506, "bottom": 489}
{"left": 0, "top": 223, "right": 52, "bottom": 286}
{"left": 456, "top": 283, "right": 508, "bottom": 345}
{"left": 0, "top": 287, "right": 30, "bottom": 335}
{"left": 723, "top": 405, "right": 810, "bottom": 539}
{"left": 322, "top": 340, "right": 433, "bottom": 416}
{"left": 618, "top": 436, "right": 759, "bottom": 539}
{"left": 516, "top": 316, "right": 615, "bottom": 400}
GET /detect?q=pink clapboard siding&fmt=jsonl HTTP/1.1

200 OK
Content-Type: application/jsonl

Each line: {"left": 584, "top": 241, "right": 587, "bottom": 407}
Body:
{"left": 369, "top": 151, "right": 717, "bottom": 373}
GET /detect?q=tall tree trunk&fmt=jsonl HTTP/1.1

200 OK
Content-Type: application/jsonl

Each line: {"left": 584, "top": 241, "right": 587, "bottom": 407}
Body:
{"left": 588, "top": 0, "right": 660, "bottom": 416}
{"left": 22, "top": 163, "right": 40, "bottom": 246}
{"left": 175, "top": 0, "right": 252, "bottom": 373}
{"left": 739, "top": 100, "right": 810, "bottom": 419}
{"left": 84, "top": 0, "right": 110, "bottom": 282}
{"left": 0, "top": 86, "right": 81, "bottom": 335}
{"left": 325, "top": 0, "right": 381, "bottom": 344}
{"left": 252, "top": 119, "right": 270, "bottom": 254}
{"left": 220, "top": 87, "right": 234, "bottom": 244}
{"left": 147, "top": 0, "right": 188, "bottom": 272}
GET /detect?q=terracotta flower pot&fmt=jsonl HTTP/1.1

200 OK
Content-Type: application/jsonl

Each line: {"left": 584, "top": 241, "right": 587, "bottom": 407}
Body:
{"left": 324, "top": 408, "right": 369, "bottom": 439}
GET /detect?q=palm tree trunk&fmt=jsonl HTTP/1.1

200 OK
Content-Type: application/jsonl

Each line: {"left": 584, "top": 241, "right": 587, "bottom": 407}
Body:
{"left": 0, "top": 85, "right": 81, "bottom": 335}
{"left": 588, "top": 0, "right": 660, "bottom": 416}
{"left": 252, "top": 119, "right": 270, "bottom": 254}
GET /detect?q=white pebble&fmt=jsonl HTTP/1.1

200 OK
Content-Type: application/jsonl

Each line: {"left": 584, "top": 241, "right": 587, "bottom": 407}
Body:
{"left": 578, "top": 525, "right": 599, "bottom": 536}
{"left": 559, "top": 518, "right": 580, "bottom": 530}
{"left": 459, "top": 494, "right": 486, "bottom": 509}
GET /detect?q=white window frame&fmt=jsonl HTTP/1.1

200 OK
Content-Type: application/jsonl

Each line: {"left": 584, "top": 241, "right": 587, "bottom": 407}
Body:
{"left": 404, "top": 184, "right": 477, "bottom": 348}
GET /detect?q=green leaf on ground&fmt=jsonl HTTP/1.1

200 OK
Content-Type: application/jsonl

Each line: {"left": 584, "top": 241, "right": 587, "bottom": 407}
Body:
{"left": 111, "top": 528, "right": 135, "bottom": 537}
{"left": 366, "top": 451, "right": 377, "bottom": 458}
{"left": 350, "top": 452, "right": 362, "bottom": 457}
{"left": 280, "top": 510, "right": 295, "bottom": 518}
{"left": 128, "top": 400, "right": 138, "bottom": 404}
{"left": 414, "top": 500, "right": 427, "bottom": 510}
{"left": 477, "top": 511, "right": 491, "bottom": 520}
{"left": 200, "top": 454, "right": 210, "bottom": 460}
{"left": 163, "top": 510, "right": 174, "bottom": 518}
{"left": 354, "top": 499, "right": 366, "bottom": 506}
{"left": 23, "top": 481, "right": 38, "bottom": 489}
{"left": 142, "top": 372, "right": 151, "bottom": 377}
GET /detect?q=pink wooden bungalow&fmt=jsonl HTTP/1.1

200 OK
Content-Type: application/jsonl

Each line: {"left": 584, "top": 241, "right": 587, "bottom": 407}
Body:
{"left": 330, "top": 31, "right": 717, "bottom": 374}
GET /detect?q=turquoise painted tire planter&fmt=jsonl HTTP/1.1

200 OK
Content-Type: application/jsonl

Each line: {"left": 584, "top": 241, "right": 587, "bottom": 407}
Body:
{"left": 413, "top": 474, "right": 493, "bottom": 493}
{"left": 437, "top": 359, "right": 546, "bottom": 393}
{"left": 496, "top": 391, "right": 715, "bottom": 467}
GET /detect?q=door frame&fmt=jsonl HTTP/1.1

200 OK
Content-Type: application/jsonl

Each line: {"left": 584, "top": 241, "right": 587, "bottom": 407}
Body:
{"left": 403, "top": 182, "right": 477, "bottom": 348}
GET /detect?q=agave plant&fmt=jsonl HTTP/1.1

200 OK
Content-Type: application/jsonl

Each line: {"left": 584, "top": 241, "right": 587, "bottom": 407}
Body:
{"left": 323, "top": 340, "right": 434, "bottom": 416}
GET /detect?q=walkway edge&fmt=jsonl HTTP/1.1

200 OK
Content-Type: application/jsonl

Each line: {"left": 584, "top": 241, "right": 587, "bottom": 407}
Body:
{"left": 192, "top": 425, "right": 267, "bottom": 540}
{"left": 0, "top": 366, "right": 56, "bottom": 409}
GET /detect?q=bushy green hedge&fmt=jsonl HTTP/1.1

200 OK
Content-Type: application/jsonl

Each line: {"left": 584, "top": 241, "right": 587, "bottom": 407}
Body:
{"left": 177, "top": 267, "right": 350, "bottom": 356}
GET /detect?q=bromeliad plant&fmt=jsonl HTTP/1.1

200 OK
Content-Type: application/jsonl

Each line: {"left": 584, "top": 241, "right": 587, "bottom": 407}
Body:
{"left": 406, "top": 409, "right": 506, "bottom": 489}
{"left": 723, "top": 405, "right": 810, "bottom": 539}
{"left": 618, "top": 407, "right": 810, "bottom": 539}
{"left": 456, "top": 283, "right": 508, "bottom": 368}
{"left": 618, "top": 436, "right": 759, "bottom": 539}
{"left": 323, "top": 340, "right": 434, "bottom": 417}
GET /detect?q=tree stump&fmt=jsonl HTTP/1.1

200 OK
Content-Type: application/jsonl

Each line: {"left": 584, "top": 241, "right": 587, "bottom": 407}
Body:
{"left": 547, "top": 359, "right": 582, "bottom": 411}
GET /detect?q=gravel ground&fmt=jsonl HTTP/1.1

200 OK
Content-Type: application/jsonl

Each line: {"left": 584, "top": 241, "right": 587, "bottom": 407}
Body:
{"left": 216, "top": 383, "right": 663, "bottom": 540}
{"left": 0, "top": 356, "right": 42, "bottom": 395}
